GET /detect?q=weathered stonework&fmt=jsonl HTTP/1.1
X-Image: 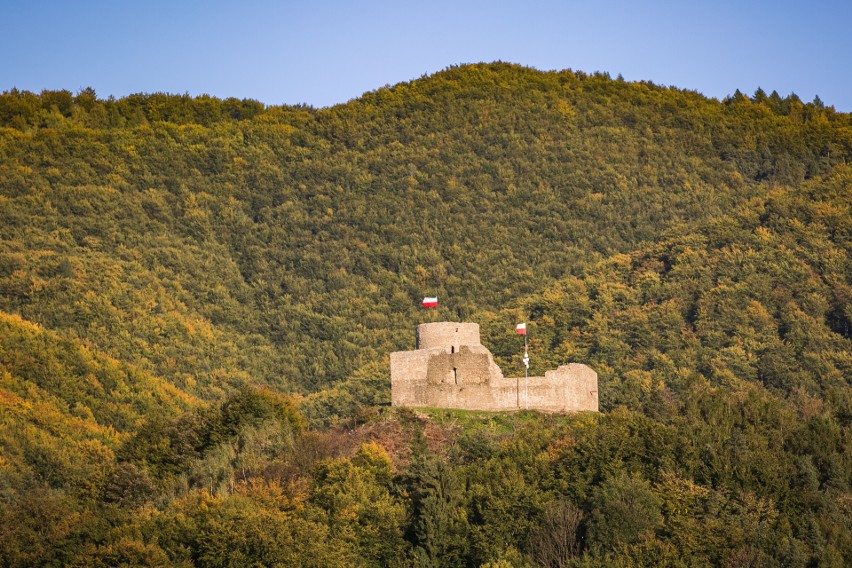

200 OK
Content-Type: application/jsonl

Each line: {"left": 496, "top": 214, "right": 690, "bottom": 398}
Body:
{"left": 391, "top": 322, "right": 598, "bottom": 413}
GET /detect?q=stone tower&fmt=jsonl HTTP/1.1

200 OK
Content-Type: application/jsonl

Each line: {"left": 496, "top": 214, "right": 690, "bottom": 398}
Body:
{"left": 390, "top": 322, "right": 598, "bottom": 412}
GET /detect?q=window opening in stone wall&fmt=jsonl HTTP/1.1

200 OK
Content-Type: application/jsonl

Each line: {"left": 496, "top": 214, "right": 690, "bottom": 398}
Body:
{"left": 451, "top": 346, "right": 455, "bottom": 353}
{"left": 453, "top": 368, "right": 458, "bottom": 384}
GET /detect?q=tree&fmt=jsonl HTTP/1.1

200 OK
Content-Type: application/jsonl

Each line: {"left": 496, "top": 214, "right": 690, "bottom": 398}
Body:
{"left": 586, "top": 472, "right": 663, "bottom": 550}
{"left": 528, "top": 499, "right": 584, "bottom": 567}
{"left": 405, "top": 456, "right": 470, "bottom": 567}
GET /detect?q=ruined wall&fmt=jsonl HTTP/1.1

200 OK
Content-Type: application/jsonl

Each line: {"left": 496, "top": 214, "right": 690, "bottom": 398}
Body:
{"left": 391, "top": 322, "right": 598, "bottom": 413}
{"left": 522, "top": 364, "right": 599, "bottom": 412}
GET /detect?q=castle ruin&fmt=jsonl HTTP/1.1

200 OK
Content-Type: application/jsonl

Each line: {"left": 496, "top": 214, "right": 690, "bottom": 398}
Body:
{"left": 391, "top": 322, "right": 598, "bottom": 413}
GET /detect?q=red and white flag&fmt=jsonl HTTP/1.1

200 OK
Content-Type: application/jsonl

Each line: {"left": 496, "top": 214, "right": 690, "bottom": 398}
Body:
{"left": 422, "top": 297, "right": 438, "bottom": 308}
{"left": 516, "top": 323, "right": 527, "bottom": 335}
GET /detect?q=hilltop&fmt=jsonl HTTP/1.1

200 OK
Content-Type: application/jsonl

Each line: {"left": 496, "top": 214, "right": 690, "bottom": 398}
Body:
{"left": 0, "top": 63, "right": 850, "bottom": 566}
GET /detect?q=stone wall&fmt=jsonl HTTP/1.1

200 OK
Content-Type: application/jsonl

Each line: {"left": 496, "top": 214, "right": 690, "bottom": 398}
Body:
{"left": 416, "top": 322, "right": 481, "bottom": 350}
{"left": 390, "top": 322, "right": 598, "bottom": 413}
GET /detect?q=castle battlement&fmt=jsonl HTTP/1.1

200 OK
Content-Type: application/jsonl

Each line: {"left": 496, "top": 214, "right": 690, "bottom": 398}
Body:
{"left": 390, "top": 322, "right": 598, "bottom": 413}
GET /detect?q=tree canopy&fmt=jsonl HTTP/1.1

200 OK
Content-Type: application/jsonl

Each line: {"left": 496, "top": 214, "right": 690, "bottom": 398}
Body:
{"left": 0, "top": 63, "right": 850, "bottom": 566}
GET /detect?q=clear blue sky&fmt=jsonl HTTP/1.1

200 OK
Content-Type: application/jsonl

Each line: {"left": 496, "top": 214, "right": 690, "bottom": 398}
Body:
{"left": 2, "top": 0, "right": 850, "bottom": 111}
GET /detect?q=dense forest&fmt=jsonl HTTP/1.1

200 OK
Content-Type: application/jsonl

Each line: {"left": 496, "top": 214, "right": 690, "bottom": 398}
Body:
{"left": 0, "top": 63, "right": 850, "bottom": 566}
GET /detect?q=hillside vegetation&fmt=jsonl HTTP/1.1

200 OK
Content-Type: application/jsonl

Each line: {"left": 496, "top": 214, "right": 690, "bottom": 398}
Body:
{"left": 0, "top": 63, "right": 850, "bottom": 566}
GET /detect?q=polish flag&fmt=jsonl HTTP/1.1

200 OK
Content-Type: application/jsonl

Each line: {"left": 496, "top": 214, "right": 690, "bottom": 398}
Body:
{"left": 422, "top": 297, "right": 438, "bottom": 308}
{"left": 516, "top": 323, "right": 527, "bottom": 335}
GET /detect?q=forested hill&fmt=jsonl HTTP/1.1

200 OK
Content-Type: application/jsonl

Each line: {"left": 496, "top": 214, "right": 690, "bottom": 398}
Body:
{"left": 0, "top": 63, "right": 850, "bottom": 566}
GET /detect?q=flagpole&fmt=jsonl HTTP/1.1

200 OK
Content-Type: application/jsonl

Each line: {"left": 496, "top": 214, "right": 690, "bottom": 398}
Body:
{"left": 433, "top": 292, "right": 438, "bottom": 322}
{"left": 516, "top": 322, "right": 530, "bottom": 410}
{"left": 524, "top": 332, "right": 528, "bottom": 410}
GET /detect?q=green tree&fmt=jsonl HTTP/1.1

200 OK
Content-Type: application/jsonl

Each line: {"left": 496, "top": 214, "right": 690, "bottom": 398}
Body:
{"left": 586, "top": 471, "right": 663, "bottom": 551}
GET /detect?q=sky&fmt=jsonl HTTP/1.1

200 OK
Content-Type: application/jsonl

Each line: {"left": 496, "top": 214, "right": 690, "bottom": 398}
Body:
{"left": 2, "top": 0, "right": 850, "bottom": 111}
